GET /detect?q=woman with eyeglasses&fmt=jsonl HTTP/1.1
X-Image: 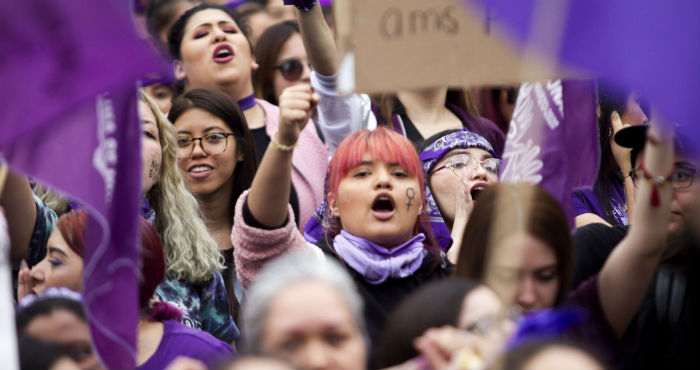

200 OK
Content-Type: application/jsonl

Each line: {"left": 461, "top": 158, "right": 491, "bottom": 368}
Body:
{"left": 168, "top": 3, "right": 328, "bottom": 230}
{"left": 168, "top": 87, "right": 258, "bottom": 321}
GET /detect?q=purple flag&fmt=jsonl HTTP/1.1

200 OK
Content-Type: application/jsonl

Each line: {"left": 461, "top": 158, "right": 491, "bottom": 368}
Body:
{"left": 500, "top": 80, "right": 598, "bottom": 228}
{"left": 0, "top": 1, "right": 165, "bottom": 369}
{"left": 463, "top": 0, "right": 700, "bottom": 153}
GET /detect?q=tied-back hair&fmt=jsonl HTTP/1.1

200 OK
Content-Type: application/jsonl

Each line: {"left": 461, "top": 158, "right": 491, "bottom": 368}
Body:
{"left": 455, "top": 183, "right": 574, "bottom": 306}
{"left": 252, "top": 20, "right": 301, "bottom": 105}
{"left": 140, "top": 91, "right": 223, "bottom": 283}
{"left": 241, "top": 250, "right": 367, "bottom": 354}
{"left": 56, "top": 209, "right": 87, "bottom": 258}
{"left": 323, "top": 128, "right": 437, "bottom": 252}
{"left": 373, "top": 89, "right": 481, "bottom": 129}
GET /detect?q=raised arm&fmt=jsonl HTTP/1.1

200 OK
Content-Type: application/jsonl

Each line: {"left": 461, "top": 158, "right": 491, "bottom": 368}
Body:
{"left": 0, "top": 165, "right": 37, "bottom": 267}
{"left": 296, "top": 4, "right": 339, "bottom": 76}
{"left": 598, "top": 120, "right": 674, "bottom": 338}
{"left": 247, "top": 84, "right": 319, "bottom": 228}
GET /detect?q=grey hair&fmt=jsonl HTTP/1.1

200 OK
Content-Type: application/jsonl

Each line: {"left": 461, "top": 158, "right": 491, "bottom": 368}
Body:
{"left": 241, "top": 250, "right": 367, "bottom": 354}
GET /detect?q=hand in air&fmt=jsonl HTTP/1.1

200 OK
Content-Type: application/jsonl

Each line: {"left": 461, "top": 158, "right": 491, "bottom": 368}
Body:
{"left": 277, "top": 84, "right": 320, "bottom": 147}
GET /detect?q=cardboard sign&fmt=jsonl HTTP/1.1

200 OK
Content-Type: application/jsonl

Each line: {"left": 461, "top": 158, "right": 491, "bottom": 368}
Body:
{"left": 334, "top": 0, "right": 583, "bottom": 94}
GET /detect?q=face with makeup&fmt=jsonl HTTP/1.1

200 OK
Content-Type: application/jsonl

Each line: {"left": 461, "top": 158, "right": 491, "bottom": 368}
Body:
{"left": 485, "top": 232, "right": 559, "bottom": 312}
{"left": 328, "top": 154, "right": 423, "bottom": 248}
{"left": 260, "top": 280, "right": 366, "bottom": 370}
{"left": 174, "top": 8, "right": 257, "bottom": 93}
{"left": 30, "top": 230, "right": 84, "bottom": 296}
{"left": 139, "top": 101, "right": 163, "bottom": 195}
{"left": 429, "top": 147, "right": 499, "bottom": 226}
{"left": 174, "top": 107, "right": 240, "bottom": 197}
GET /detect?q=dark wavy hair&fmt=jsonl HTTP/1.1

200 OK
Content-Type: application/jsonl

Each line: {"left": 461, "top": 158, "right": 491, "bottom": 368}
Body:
{"left": 168, "top": 87, "right": 258, "bottom": 209}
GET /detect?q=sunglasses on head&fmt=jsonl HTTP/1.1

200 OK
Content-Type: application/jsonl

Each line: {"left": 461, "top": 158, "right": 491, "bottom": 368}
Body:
{"left": 274, "top": 59, "right": 311, "bottom": 82}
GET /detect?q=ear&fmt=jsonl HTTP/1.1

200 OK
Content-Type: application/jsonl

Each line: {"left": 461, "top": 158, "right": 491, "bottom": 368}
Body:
{"left": 236, "top": 149, "right": 244, "bottom": 162}
{"left": 250, "top": 55, "right": 259, "bottom": 72}
{"left": 327, "top": 192, "right": 341, "bottom": 217}
{"left": 173, "top": 60, "right": 187, "bottom": 81}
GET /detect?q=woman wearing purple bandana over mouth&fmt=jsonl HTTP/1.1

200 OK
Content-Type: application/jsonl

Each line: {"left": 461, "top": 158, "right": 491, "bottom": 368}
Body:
{"left": 231, "top": 86, "right": 450, "bottom": 368}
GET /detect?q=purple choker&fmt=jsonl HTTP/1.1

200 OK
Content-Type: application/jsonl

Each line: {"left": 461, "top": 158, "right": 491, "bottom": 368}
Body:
{"left": 238, "top": 93, "right": 256, "bottom": 110}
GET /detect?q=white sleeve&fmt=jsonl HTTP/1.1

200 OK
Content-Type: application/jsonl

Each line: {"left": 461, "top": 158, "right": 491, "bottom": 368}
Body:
{"left": 312, "top": 71, "right": 377, "bottom": 154}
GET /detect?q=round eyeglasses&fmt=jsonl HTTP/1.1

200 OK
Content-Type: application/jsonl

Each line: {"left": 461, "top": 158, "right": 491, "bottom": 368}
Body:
{"left": 274, "top": 58, "right": 311, "bottom": 82}
{"left": 432, "top": 154, "right": 501, "bottom": 178}
{"left": 176, "top": 132, "right": 234, "bottom": 159}
{"left": 629, "top": 165, "right": 697, "bottom": 189}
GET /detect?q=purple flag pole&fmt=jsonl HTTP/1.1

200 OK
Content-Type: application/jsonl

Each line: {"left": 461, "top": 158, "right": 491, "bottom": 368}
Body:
{"left": 0, "top": 1, "right": 166, "bottom": 368}
{"left": 500, "top": 80, "right": 598, "bottom": 228}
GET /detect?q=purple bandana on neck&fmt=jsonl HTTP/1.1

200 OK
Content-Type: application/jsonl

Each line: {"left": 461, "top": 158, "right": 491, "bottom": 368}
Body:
{"left": 333, "top": 230, "right": 427, "bottom": 285}
{"left": 418, "top": 129, "right": 497, "bottom": 250}
{"left": 237, "top": 93, "right": 257, "bottom": 110}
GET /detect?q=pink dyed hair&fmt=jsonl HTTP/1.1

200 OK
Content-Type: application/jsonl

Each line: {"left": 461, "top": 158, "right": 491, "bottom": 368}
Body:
{"left": 328, "top": 128, "right": 425, "bottom": 203}
{"left": 325, "top": 128, "right": 435, "bottom": 244}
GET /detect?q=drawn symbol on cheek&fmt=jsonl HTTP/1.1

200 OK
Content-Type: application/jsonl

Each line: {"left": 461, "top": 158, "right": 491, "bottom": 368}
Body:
{"left": 405, "top": 187, "right": 416, "bottom": 211}
{"left": 148, "top": 153, "right": 160, "bottom": 180}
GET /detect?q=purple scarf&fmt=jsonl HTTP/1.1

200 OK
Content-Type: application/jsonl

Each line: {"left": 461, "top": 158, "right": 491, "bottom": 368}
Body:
{"left": 333, "top": 231, "right": 427, "bottom": 285}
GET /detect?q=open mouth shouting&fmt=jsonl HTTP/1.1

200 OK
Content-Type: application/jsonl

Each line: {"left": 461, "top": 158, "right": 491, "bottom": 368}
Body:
{"left": 212, "top": 44, "right": 234, "bottom": 63}
{"left": 371, "top": 193, "right": 396, "bottom": 221}
{"left": 470, "top": 182, "right": 489, "bottom": 201}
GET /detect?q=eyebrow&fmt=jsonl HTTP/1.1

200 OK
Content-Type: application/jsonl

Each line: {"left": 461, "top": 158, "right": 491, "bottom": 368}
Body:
{"left": 48, "top": 246, "right": 68, "bottom": 258}
{"left": 193, "top": 20, "right": 235, "bottom": 30}
{"left": 177, "top": 126, "right": 227, "bottom": 135}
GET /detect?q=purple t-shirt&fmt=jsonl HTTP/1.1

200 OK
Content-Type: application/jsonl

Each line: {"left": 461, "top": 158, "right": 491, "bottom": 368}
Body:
{"left": 136, "top": 320, "right": 236, "bottom": 370}
{"left": 573, "top": 180, "right": 628, "bottom": 225}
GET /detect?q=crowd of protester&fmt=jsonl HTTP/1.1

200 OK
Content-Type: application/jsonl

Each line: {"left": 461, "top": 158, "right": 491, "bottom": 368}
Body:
{"left": 1, "top": 0, "right": 698, "bottom": 369}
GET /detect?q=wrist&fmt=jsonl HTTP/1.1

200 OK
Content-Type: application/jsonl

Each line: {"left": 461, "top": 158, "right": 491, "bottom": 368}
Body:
{"left": 271, "top": 131, "right": 298, "bottom": 152}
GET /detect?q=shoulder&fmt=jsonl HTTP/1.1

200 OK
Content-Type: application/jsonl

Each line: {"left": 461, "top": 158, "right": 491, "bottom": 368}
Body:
{"left": 161, "top": 320, "right": 235, "bottom": 355}
{"left": 574, "top": 224, "right": 628, "bottom": 247}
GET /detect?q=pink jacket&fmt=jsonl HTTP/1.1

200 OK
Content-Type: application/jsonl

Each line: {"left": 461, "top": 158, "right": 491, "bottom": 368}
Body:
{"left": 258, "top": 99, "right": 328, "bottom": 230}
{"left": 232, "top": 190, "right": 311, "bottom": 289}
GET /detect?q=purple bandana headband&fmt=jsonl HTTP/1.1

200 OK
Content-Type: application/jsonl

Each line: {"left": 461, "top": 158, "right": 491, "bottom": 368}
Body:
{"left": 419, "top": 129, "right": 497, "bottom": 250}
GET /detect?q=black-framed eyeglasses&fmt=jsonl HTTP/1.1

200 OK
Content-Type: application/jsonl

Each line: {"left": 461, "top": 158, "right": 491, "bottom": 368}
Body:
{"left": 432, "top": 154, "right": 501, "bottom": 178}
{"left": 176, "top": 132, "right": 234, "bottom": 159}
{"left": 274, "top": 58, "right": 311, "bottom": 82}
{"left": 629, "top": 165, "right": 697, "bottom": 189}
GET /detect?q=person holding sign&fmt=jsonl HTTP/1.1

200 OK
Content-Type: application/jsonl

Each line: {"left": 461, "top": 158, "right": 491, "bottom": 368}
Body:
{"left": 291, "top": 1, "right": 505, "bottom": 153}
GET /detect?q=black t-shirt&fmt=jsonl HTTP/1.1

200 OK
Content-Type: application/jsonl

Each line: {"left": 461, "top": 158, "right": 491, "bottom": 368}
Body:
{"left": 572, "top": 224, "right": 628, "bottom": 288}
{"left": 249, "top": 127, "right": 300, "bottom": 226}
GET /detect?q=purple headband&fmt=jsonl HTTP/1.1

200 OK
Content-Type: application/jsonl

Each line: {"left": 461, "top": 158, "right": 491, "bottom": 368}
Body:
{"left": 419, "top": 129, "right": 497, "bottom": 250}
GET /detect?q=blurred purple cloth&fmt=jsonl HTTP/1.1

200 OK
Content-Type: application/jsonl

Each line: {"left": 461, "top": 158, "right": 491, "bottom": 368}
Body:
{"left": 0, "top": 1, "right": 165, "bottom": 368}
{"left": 463, "top": 0, "right": 699, "bottom": 153}
{"left": 500, "top": 80, "right": 598, "bottom": 228}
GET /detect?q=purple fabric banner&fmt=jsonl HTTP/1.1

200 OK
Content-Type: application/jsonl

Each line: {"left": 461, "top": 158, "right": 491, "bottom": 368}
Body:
{"left": 500, "top": 80, "right": 598, "bottom": 228}
{"left": 0, "top": 1, "right": 165, "bottom": 369}
{"left": 463, "top": 0, "right": 700, "bottom": 153}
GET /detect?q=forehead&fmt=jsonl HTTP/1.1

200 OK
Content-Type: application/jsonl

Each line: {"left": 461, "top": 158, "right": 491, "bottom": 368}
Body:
{"left": 491, "top": 232, "right": 556, "bottom": 269}
{"left": 185, "top": 8, "right": 238, "bottom": 31}
{"left": 26, "top": 310, "right": 90, "bottom": 344}
{"left": 437, "top": 147, "right": 493, "bottom": 164}
{"left": 265, "top": 281, "right": 355, "bottom": 331}
{"left": 174, "top": 107, "right": 228, "bottom": 131}
{"left": 277, "top": 33, "right": 306, "bottom": 60}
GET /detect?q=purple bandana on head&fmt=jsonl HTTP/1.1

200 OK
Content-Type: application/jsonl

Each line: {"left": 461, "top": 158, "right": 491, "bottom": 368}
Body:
{"left": 419, "top": 129, "right": 497, "bottom": 250}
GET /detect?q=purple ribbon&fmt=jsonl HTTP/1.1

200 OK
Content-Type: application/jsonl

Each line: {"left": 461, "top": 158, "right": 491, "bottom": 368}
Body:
{"left": 283, "top": 0, "right": 318, "bottom": 12}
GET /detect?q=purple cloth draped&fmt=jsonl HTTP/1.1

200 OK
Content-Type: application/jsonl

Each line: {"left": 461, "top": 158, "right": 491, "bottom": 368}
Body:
{"left": 462, "top": 0, "right": 699, "bottom": 155}
{"left": 333, "top": 231, "right": 427, "bottom": 285}
{"left": 0, "top": 1, "right": 165, "bottom": 369}
{"left": 500, "top": 80, "right": 598, "bottom": 228}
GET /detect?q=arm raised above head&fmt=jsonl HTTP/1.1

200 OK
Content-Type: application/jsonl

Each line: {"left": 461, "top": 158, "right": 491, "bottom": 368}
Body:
{"left": 598, "top": 121, "right": 675, "bottom": 338}
{"left": 0, "top": 166, "right": 37, "bottom": 267}
{"left": 296, "top": 3, "right": 339, "bottom": 77}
